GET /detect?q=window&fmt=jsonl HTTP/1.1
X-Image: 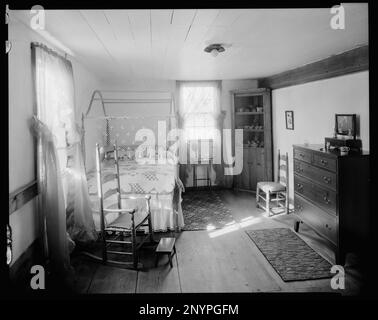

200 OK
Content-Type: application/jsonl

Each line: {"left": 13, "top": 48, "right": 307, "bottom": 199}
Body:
{"left": 33, "top": 43, "right": 76, "bottom": 173}
{"left": 179, "top": 81, "right": 221, "bottom": 141}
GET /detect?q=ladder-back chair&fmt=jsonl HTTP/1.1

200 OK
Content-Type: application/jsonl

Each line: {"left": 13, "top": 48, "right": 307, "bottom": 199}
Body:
{"left": 96, "top": 142, "right": 155, "bottom": 269}
{"left": 256, "top": 150, "right": 289, "bottom": 216}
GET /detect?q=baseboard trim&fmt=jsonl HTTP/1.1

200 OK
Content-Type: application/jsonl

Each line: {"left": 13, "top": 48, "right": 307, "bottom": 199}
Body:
{"left": 233, "top": 188, "right": 256, "bottom": 194}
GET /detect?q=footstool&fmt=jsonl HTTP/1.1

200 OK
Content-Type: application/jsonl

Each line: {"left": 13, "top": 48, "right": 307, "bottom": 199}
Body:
{"left": 155, "top": 237, "right": 176, "bottom": 268}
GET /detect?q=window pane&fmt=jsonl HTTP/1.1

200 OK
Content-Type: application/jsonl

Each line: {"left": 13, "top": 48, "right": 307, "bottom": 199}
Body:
{"left": 181, "top": 86, "right": 216, "bottom": 114}
{"left": 180, "top": 83, "right": 219, "bottom": 141}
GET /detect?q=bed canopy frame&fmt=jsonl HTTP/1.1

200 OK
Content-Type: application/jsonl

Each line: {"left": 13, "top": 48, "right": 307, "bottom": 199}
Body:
{"left": 81, "top": 90, "right": 178, "bottom": 166}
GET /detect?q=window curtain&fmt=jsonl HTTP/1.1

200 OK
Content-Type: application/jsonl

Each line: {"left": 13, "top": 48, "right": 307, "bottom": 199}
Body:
{"left": 30, "top": 116, "right": 72, "bottom": 275}
{"left": 31, "top": 43, "right": 97, "bottom": 275}
{"left": 177, "top": 81, "right": 224, "bottom": 186}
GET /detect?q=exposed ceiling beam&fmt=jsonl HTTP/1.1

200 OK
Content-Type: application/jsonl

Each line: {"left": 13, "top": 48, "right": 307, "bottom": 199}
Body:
{"left": 259, "top": 45, "right": 369, "bottom": 90}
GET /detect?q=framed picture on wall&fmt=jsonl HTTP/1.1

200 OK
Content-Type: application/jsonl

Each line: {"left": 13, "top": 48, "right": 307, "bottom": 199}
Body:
{"left": 285, "top": 111, "right": 294, "bottom": 130}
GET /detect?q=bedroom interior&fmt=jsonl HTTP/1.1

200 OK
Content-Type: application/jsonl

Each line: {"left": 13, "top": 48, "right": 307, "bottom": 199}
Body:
{"left": 7, "top": 4, "right": 371, "bottom": 296}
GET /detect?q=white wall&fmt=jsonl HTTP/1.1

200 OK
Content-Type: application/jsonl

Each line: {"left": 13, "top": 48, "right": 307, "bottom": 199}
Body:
{"left": 271, "top": 71, "right": 369, "bottom": 202}
{"left": 8, "top": 16, "right": 101, "bottom": 265}
{"left": 73, "top": 57, "right": 104, "bottom": 172}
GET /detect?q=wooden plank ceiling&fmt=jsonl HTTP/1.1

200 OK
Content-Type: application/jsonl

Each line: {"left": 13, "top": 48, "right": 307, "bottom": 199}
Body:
{"left": 11, "top": 6, "right": 368, "bottom": 81}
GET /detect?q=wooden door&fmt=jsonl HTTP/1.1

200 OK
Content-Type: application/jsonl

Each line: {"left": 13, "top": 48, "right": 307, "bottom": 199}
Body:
{"left": 234, "top": 146, "right": 250, "bottom": 189}
{"left": 240, "top": 147, "right": 250, "bottom": 189}
{"left": 262, "top": 89, "right": 273, "bottom": 181}
{"left": 256, "top": 148, "right": 266, "bottom": 182}
{"left": 249, "top": 148, "right": 257, "bottom": 191}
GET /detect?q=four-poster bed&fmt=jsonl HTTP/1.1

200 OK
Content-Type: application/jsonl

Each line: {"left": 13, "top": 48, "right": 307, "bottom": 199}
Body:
{"left": 82, "top": 90, "right": 185, "bottom": 233}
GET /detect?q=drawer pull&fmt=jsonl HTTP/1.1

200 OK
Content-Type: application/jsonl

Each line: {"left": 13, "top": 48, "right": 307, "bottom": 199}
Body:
{"left": 322, "top": 176, "right": 331, "bottom": 183}
{"left": 320, "top": 159, "right": 328, "bottom": 165}
{"left": 323, "top": 196, "right": 330, "bottom": 204}
{"left": 296, "top": 183, "right": 303, "bottom": 189}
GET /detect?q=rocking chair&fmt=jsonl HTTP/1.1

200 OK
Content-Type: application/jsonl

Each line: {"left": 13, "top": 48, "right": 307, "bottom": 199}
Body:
{"left": 95, "top": 142, "right": 155, "bottom": 269}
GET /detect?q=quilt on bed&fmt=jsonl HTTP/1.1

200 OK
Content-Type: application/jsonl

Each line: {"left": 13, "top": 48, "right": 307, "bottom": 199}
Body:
{"left": 87, "top": 162, "right": 182, "bottom": 195}
{"left": 86, "top": 160, "right": 185, "bottom": 232}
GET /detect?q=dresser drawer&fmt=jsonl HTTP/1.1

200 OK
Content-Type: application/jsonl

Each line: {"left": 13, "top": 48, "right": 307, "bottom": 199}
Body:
{"left": 295, "top": 194, "right": 337, "bottom": 245}
{"left": 294, "top": 159, "right": 337, "bottom": 191}
{"left": 313, "top": 154, "right": 337, "bottom": 172}
{"left": 294, "top": 174, "right": 337, "bottom": 214}
{"left": 294, "top": 174, "right": 314, "bottom": 202}
{"left": 294, "top": 148, "right": 312, "bottom": 164}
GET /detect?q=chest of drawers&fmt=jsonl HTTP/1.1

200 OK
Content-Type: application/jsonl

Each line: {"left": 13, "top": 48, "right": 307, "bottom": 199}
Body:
{"left": 293, "top": 144, "right": 370, "bottom": 265}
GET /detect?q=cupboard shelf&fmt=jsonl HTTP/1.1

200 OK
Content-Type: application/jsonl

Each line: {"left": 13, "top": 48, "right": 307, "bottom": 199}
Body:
{"left": 231, "top": 88, "right": 273, "bottom": 191}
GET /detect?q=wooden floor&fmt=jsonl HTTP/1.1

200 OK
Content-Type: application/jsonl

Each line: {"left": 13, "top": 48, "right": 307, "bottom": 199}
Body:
{"left": 71, "top": 190, "right": 362, "bottom": 295}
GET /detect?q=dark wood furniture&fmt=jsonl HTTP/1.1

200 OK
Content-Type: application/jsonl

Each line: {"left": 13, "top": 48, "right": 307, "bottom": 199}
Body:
{"left": 293, "top": 144, "right": 370, "bottom": 265}
{"left": 232, "top": 88, "right": 273, "bottom": 191}
{"left": 155, "top": 237, "right": 176, "bottom": 268}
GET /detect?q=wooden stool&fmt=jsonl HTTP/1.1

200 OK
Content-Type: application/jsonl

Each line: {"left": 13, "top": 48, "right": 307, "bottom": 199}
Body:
{"left": 155, "top": 237, "right": 176, "bottom": 268}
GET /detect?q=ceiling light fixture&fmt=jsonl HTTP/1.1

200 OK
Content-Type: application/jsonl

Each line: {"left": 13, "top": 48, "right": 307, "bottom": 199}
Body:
{"left": 204, "top": 44, "right": 225, "bottom": 57}
{"left": 211, "top": 48, "right": 219, "bottom": 57}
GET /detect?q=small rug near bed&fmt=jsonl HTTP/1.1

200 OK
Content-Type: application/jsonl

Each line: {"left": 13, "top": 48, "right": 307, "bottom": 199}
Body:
{"left": 245, "top": 228, "right": 333, "bottom": 282}
{"left": 182, "top": 191, "right": 234, "bottom": 231}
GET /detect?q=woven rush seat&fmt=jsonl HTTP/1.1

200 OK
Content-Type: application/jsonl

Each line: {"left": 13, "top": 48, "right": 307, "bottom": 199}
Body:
{"left": 256, "top": 181, "right": 286, "bottom": 193}
{"left": 106, "top": 203, "right": 148, "bottom": 230}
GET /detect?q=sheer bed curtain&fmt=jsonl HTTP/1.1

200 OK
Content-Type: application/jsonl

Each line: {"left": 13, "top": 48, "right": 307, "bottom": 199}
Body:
{"left": 31, "top": 43, "right": 97, "bottom": 275}
{"left": 178, "top": 81, "right": 224, "bottom": 186}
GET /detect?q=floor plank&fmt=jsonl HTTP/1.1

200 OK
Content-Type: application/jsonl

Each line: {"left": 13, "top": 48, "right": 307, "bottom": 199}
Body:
{"left": 88, "top": 264, "right": 138, "bottom": 293}
{"left": 220, "top": 189, "right": 361, "bottom": 294}
{"left": 177, "top": 231, "right": 240, "bottom": 293}
{"left": 70, "top": 189, "right": 362, "bottom": 295}
{"left": 176, "top": 230, "right": 281, "bottom": 292}
{"left": 71, "top": 256, "right": 99, "bottom": 294}
{"left": 136, "top": 246, "right": 181, "bottom": 293}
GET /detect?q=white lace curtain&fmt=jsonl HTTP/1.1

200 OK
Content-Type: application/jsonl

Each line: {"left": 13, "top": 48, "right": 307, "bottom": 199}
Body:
{"left": 31, "top": 43, "right": 97, "bottom": 275}
{"left": 178, "top": 81, "right": 221, "bottom": 142}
